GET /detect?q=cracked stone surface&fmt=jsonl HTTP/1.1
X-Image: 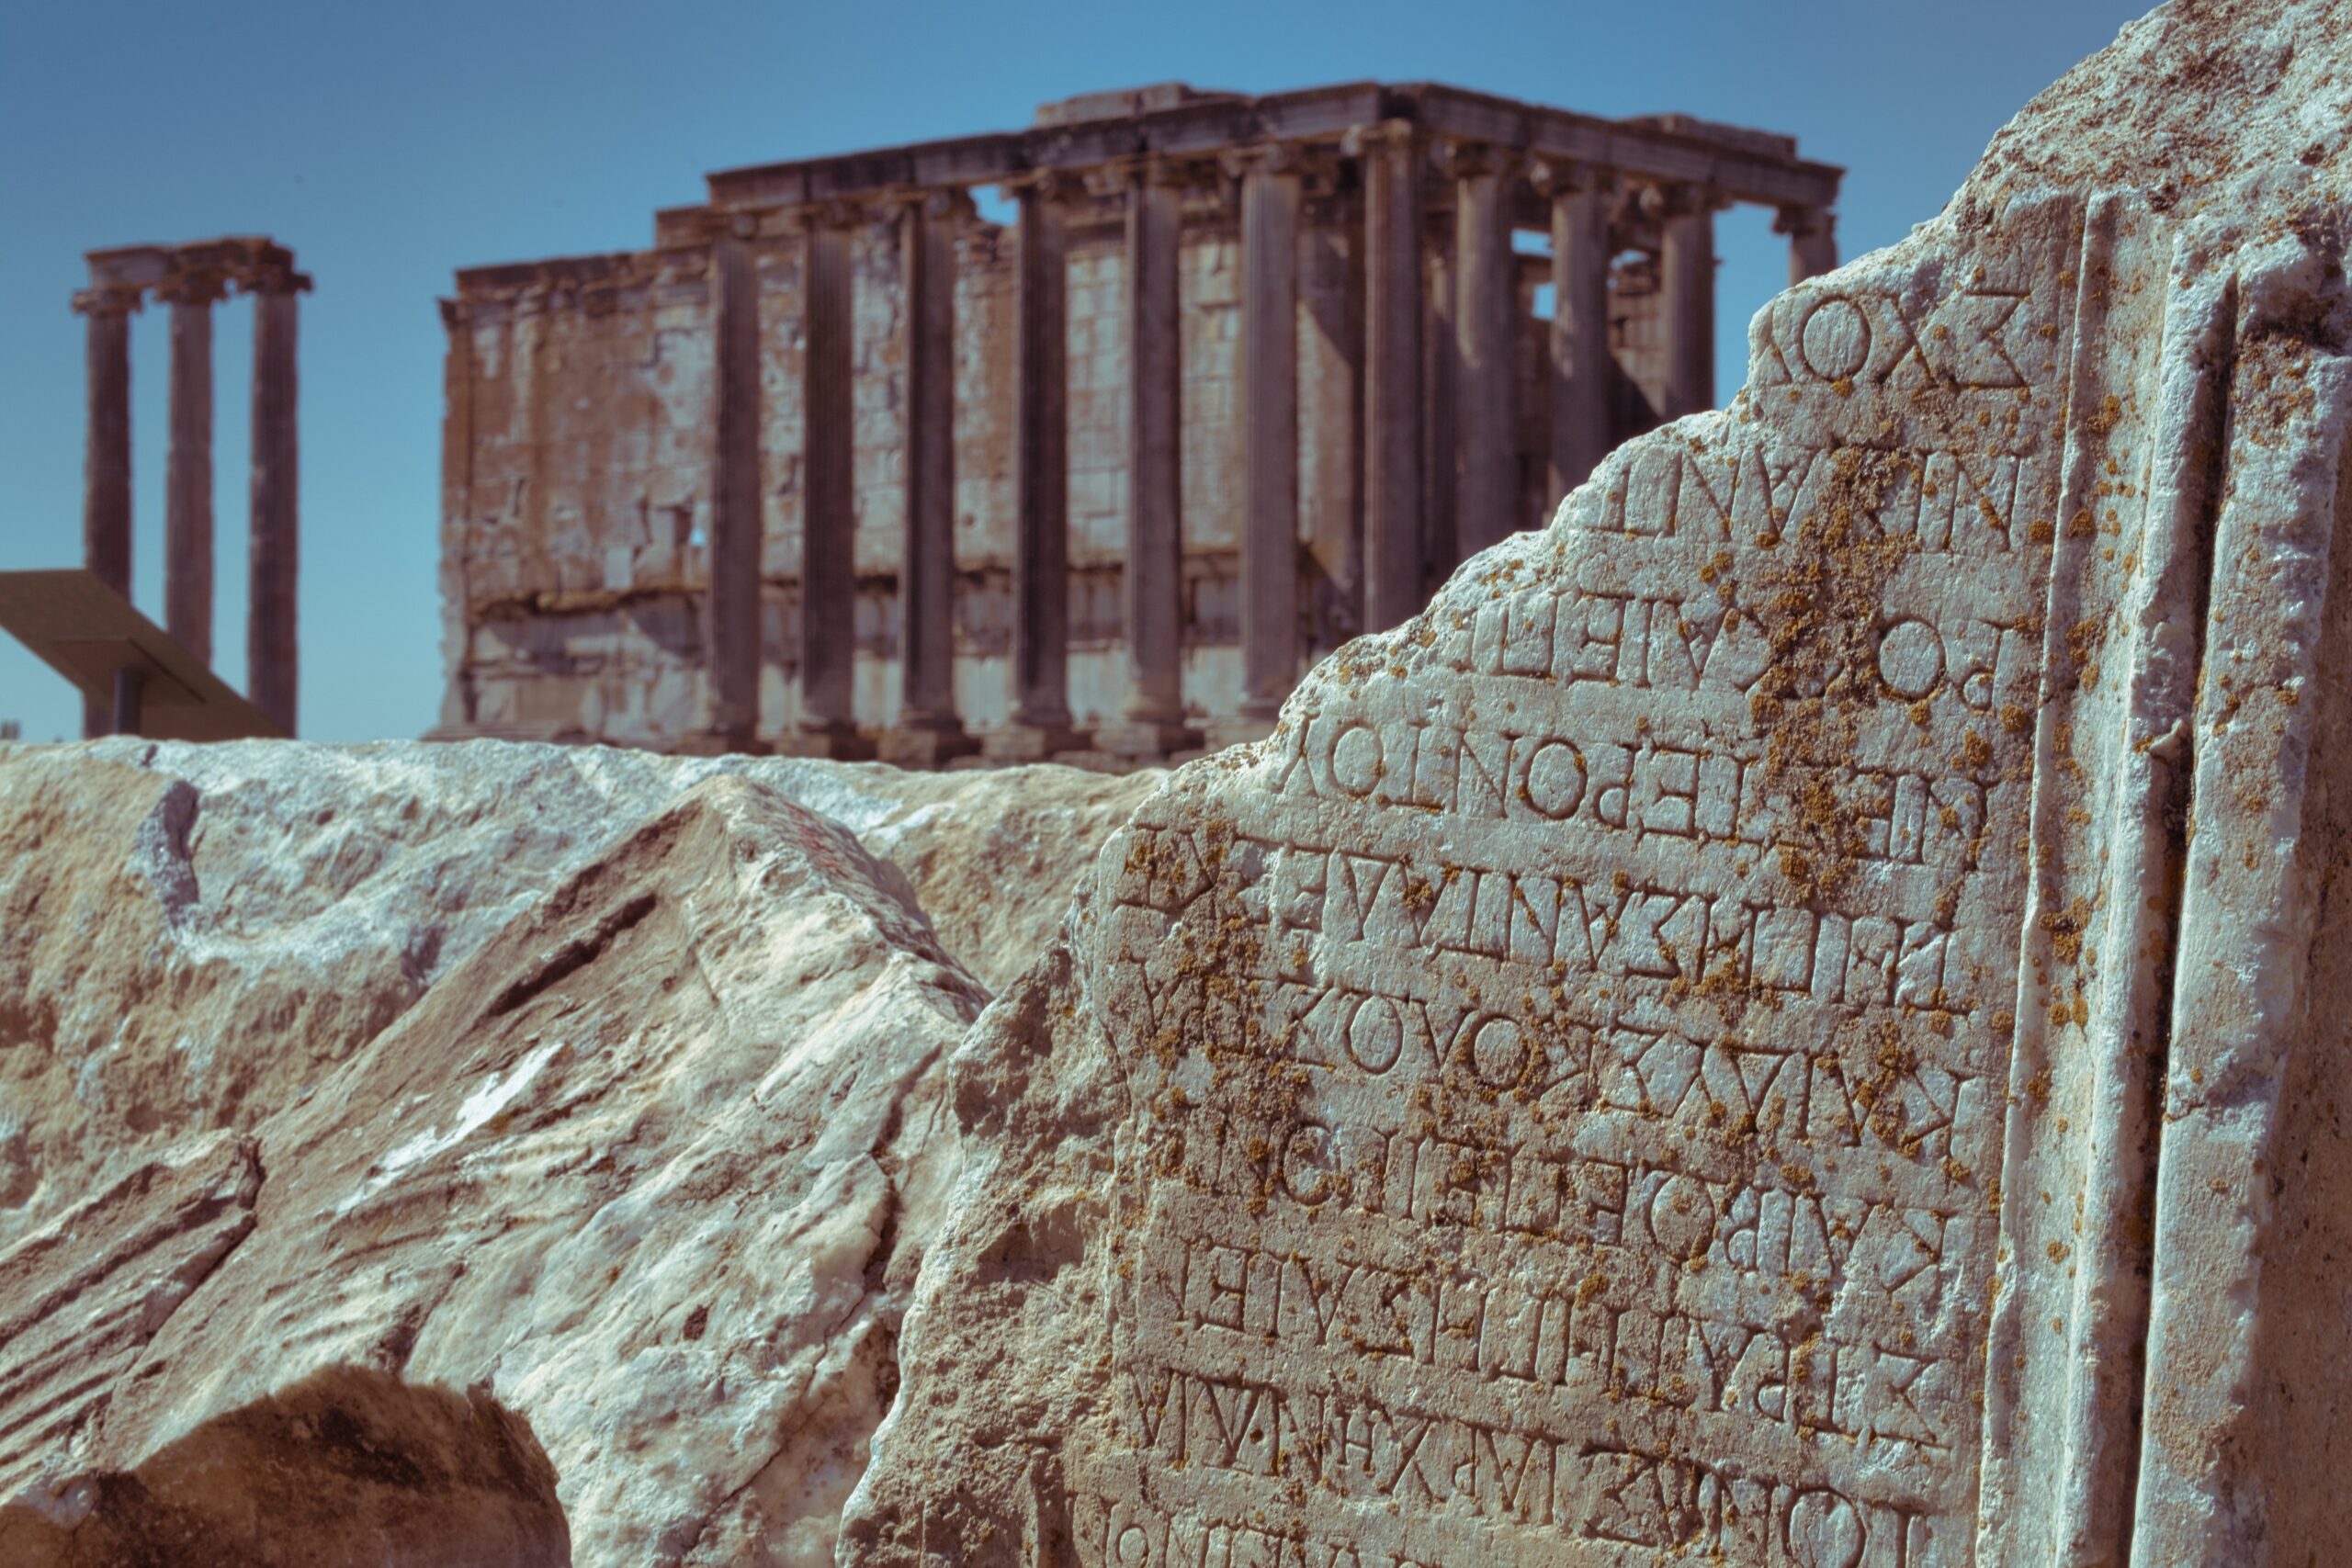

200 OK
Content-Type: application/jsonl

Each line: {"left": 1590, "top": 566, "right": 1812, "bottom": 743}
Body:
{"left": 0, "top": 747, "right": 1144, "bottom": 1566}
{"left": 839, "top": 4, "right": 2352, "bottom": 1564}
{"left": 0, "top": 739, "right": 1153, "bottom": 1258}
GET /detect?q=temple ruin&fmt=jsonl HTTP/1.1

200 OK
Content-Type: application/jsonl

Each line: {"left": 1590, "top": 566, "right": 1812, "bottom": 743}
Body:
{"left": 435, "top": 84, "right": 1842, "bottom": 762}
{"left": 70, "top": 237, "right": 308, "bottom": 737}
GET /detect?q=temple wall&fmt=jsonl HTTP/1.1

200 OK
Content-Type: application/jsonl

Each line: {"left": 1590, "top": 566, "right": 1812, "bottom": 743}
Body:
{"left": 444, "top": 212, "right": 1609, "bottom": 747}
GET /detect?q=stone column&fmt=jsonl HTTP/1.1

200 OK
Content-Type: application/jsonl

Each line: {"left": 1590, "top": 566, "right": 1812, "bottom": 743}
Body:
{"left": 1102, "top": 156, "right": 1200, "bottom": 760}
{"left": 1778, "top": 203, "right": 1839, "bottom": 285}
{"left": 1535, "top": 161, "right": 1613, "bottom": 502}
{"left": 246, "top": 261, "right": 307, "bottom": 738}
{"left": 1351, "top": 121, "right": 1425, "bottom": 636}
{"left": 880, "top": 189, "right": 979, "bottom": 768}
{"left": 1658, "top": 185, "right": 1717, "bottom": 421}
{"left": 1449, "top": 141, "right": 1519, "bottom": 558}
{"left": 74, "top": 279, "right": 139, "bottom": 738}
{"left": 707, "top": 223, "right": 766, "bottom": 753}
{"left": 1298, "top": 174, "right": 1363, "bottom": 660}
{"left": 160, "top": 266, "right": 225, "bottom": 666}
{"left": 1422, "top": 209, "right": 1458, "bottom": 585}
{"left": 790, "top": 206, "right": 876, "bottom": 759}
{"left": 989, "top": 174, "right": 1087, "bottom": 760}
{"left": 1228, "top": 143, "right": 1302, "bottom": 734}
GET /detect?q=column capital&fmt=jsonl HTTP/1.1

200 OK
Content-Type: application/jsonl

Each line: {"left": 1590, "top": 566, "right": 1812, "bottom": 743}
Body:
{"left": 1341, "top": 118, "right": 1418, "bottom": 158}
{"left": 235, "top": 260, "right": 313, "bottom": 297}
{"left": 71, "top": 282, "right": 146, "bottom": 317}
{"left": 786, "top": 197, "right": 864, "bottom": 233}
{"left": 897, "top": 186, "right": 978, "bottom": 224}
{"left": 1528, "top": 157, "right": 1611, "bottom": 199}
{"left": 154, "top": 267, "right": 231, "bottom": 308}
{"left": 1218, "top": 140, "right": 1305, "bottom": 182}
{"left": 1772, "top": 201, "right": 1835, "bottom": 238}
{"left": 1105, "top": 152, "right": 1211, "bottom": 193}
{"left": 1437, "top": 138, "right": 1519, "bottom": 183}
{"left": 1001, "top": 167, "right": 1079, "bottom": 203}
{"left": 1639, "top": 179, "right": 1731, "bottom": 220}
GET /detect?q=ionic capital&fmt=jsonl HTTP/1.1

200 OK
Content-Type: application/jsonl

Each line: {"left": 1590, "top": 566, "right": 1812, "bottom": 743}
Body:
{"left": 1437, "top": 138, "right": 1518, "bottom": 183}
{"left": 786, "top": 197, "right": 863, "bottom": 233}
{"left": 1528, "top": 157, "right": 1611, "bottom": 200}
{"left": 153, "top": 267, "right": 232, "bottom": 307}
{"left": 1218, "top": 141, "right": 1304, "bottom": 183}
{"left": 237, "top": 261, "right": 313, "bottom": 297}
{"left": 1001, "top": 167, "right": 1078, "bottom": 204}
{"left": 1642, "top": 180, "right": 1731, "bottom": 220}
{"left": 1773, "top": 202, "right": 1834, "bottom": 238}
{"left": 71, "top": 282, "right": 146, "bottom": 317}
{"left": 897, "top": 186, "right": 978, "bottom": 224}
{"left": 1341, "top": 118, "right": 1418, "bottom": 159}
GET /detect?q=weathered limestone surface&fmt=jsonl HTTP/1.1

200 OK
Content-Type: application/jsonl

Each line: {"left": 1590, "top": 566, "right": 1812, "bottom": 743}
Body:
{"left": 2, "top": 774, "right": 977, "bottom": 1564}
{"left": 0, "top": 742, "right": 1152, "bottom": 1565}
{"left": 0, "top": 739, "right": 1154, "bottom": 1258}
{"left": 840, "top": 5, "right": 2352, "bottom": 1565}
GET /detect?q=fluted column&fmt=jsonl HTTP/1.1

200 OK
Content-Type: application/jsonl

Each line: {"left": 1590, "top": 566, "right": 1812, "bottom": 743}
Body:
{"left": 791, "top": 207, "right": 876, "bottom": 759}
{"left": 1093, "top": 157, "right": 1200, "bottom": 759}
{"left": 160, "top": 266, "right": 226, "bottom": 666}
{"left": 1535, "top": 161, "right": 1613, "bottom": 502}
{"left": 989, "top": 174, "right": 1087, "bottom": 760}
{"left": 1450, "top": 142, "right": 1519, "bottom": 558}
{"left": 74, "top": 278, "right": 139, "bottom": 738}
{"left": 880, "top": 190, "right": 979, "bottom": 768}
{"left": 247, "top": 259, "right": 307, "bottom": 738}
{"left": 1230, "top": 143, "right": 1302, "bottom": 732}
{"left": 1778, "top": 203, "right": 1839, "bottom": 285}
{"left": 1658, "top": 185, "right": 1717, "bottom": 421}
{"left": 1351, "top": 121, "right": 1425, "bottom": 636}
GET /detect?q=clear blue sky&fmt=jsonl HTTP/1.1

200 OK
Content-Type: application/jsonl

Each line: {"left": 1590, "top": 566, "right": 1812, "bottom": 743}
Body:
{"left": 0, "top": 0, "right": 2144, "bottom": 743}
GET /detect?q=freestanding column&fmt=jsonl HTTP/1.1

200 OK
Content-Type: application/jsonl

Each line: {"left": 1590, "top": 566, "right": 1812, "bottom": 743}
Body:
{"left": 1231, "top": 143, "right": 1301, "bottom": 731}
{"left": 880, "top": 190, "right": 978, "bottom": 768}
{"left": 1536, "top": 161, "right": 1613, "bottom": 502}
{"left": 1102, "top": 156, "right": 1199, "bottom": 760}
{"left": 792, "top": 208, "right": 875, "bottom": 759}
{"left": 989, "top": 175, "right": 1086, "bottom": 760}
{"left": 247, "top": 261, "right": 306, "bottom": 738}
{"left": 161, "top": 266, "right": 224, "bottom": 666}
{"left": 1352, "top": 121, "right": 1424, "bottom": 636}
{"left": 1778, "top": 203, "right": 1839, "bottom": 285}
{"left": 708, "top": 224, "right": 765, "bottom": 752}
{"left": 1450, "top": 142, "right": 1518, "bottom": 558}
{"left": 74, "top": 280, "right": 138, "bottom": 738}
{"left": 1658, "top": 186, "right": 1717, "bottom": 420}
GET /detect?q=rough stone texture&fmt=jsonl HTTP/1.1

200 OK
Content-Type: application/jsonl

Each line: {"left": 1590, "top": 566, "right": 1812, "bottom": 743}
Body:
{"left": 839, "top": 5, "right": 2352, "bottom": 1565}
{"left": 0, "top": 739, "right": 1152, "bottom": 1256}
{"left": 0, "top": 763, "right": 1018, "bottom": 1565}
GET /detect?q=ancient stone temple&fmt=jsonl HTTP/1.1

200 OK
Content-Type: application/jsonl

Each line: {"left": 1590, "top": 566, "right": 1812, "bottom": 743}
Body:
{"left": 71, "top": 238, "right": 307, "bottom": 737}
{"left": 434, "top": 85, "right": 1843, "bottom": 762}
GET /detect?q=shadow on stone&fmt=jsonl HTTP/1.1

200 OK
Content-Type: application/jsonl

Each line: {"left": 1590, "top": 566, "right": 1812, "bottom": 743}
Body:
{"left": 0, "top": 1365, "right": 569, "bottom": 1568}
